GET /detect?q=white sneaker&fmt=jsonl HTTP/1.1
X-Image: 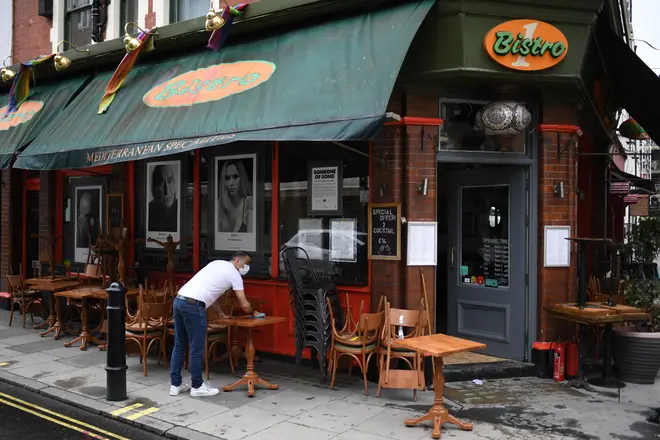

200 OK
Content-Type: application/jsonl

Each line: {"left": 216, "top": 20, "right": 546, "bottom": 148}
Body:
{"left": 169, "top": 383, "right": 190, "bottom": 396}
{"left": 190, "top": 382, "right": 220, "bottom": 397}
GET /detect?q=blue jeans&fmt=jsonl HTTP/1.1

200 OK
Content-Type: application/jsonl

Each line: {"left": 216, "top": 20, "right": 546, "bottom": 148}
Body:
{"left": 170, "top": 296, "right": 207, "bottom": 389}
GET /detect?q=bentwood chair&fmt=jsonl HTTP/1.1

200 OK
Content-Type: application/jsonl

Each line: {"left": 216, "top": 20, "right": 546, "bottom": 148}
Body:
{"left": 205, "top": 305, "right": 234, "bottom": 379}
{"left": 6, "top": 275, "right": 42, "bottom": 328}
{"left": 126, "top": 300, "right": 171, "bottom": 377}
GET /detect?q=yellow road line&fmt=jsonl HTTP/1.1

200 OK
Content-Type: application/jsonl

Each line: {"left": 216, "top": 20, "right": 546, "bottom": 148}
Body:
{"left": 0, "top": 397, "right": 110, "bottom": 440}
{"left": 110, "top": 403, "right": 144, "bottom": 416}
{"left": 125, "top": 407, "right": 159, "bottom": 420}
{"left": 0, "top": 362, "right": 9, "bottom": 367}
{"left": 0, "top": 391, "right": 130, "bottom": 440}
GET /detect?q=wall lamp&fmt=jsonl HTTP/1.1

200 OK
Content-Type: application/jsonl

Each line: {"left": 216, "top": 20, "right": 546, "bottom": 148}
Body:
{"left": 54, "top": 40, "right": 90, "bottom": 71}
{"left": 554, "top": 181, "right": 565, "bottom": 199}
{"left": 123, "top": 22, "right": 157, "bottom": 52}
{"left": 418, "top": 177, "right": 429, "bottom": 196}
{"left": 1, "top": 56, "right": 19, "bottom": 82}
{"left": 206, "top": 0, "right": 227, "bottom": 31}
{"left": 379, "top": 184, "right": 387, "bottom": 198}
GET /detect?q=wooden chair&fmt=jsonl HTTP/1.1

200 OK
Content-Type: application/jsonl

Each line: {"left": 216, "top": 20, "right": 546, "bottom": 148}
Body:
{"left": 327, "top": 296, "right": 384, "bottom": 396}
{"left": 377, "top": 298, "right": 426, "bottom": 401}
{"left": 126, "top": 300, "right": 171, "bottom": 376}
{"left": 205, "top": 305, "right": 234, "bottom": 379}
{"left": 6, "top": 275, "right": 42, "bottom": 328}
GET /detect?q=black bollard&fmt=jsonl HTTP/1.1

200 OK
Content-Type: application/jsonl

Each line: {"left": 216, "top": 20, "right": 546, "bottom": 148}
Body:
{"left": 105, "top": 282, "right": 127, "bottom": 401}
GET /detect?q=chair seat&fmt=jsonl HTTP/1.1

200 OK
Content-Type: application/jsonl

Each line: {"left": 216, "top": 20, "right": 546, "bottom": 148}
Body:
{"left": 381, "top": 342, "right": 419, "bottom": 356}
{"left": 335, "top": 341, "right": 377, "bottom": 353}
{"left": 207, "top": 323, "right": 228, "bottom": 333}
{"left": 0, "top": 292, "right": 10, "bottom": 299}
{"left": 126, "top": 323, "right": 163, "bottom": 336}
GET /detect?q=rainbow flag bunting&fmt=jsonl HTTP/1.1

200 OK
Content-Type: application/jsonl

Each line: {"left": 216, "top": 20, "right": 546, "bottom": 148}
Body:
{"left": 5, "top": 54, "right": 55, "bottom": 116}
{"left": 207, "top": 4, "right": 248, "bottom": 52}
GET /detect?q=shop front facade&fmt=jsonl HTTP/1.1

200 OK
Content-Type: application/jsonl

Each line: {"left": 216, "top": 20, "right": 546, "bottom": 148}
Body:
{"left": 1, "top": 0, "right": 654, "bottom": 362}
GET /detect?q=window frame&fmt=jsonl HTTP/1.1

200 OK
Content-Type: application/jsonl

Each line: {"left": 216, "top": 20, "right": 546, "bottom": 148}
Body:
{"left": 64, "top": 0, "right": 93, "bottom": 47}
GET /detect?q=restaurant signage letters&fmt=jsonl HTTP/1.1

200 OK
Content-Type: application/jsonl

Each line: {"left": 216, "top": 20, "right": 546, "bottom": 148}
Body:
{"left": 143, "top": 61, "right": 276, "bottom": 108}
{"left": 484, "top": 19, "right": 568, "bottom": 71}
{"left": 368, "top": 203, "right": 401, "bottom": 261}
{"left": 0, "top": 101, "right": 44, "bottom": 131}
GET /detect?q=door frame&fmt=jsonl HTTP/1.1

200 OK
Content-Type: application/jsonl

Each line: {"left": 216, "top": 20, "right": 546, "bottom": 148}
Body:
{"left": 436, "top": 98, "right": 539, "bottom": 362}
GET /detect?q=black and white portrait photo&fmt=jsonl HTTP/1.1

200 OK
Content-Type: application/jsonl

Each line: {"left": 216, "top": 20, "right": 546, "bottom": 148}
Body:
{"left": 215, "top": 154, "right": 256, "bottom": 252}
{"left": 74, "top": 185, "right": 102, "bottom": 263}
{"left": 146, "top": 160, "right": 181, "bottom": 248}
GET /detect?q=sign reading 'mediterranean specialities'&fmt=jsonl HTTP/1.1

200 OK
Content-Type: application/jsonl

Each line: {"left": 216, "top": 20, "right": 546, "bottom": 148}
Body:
{"left": 484, "top": 19, "right": 568, "bottom": 71}
{"left": 368, "top": 203, "right": 401, "bottom": 261}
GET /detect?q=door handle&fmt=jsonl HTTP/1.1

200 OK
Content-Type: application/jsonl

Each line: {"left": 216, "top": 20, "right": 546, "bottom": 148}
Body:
{"left": 451, "top": 246, "right": 455, "bottom": 269}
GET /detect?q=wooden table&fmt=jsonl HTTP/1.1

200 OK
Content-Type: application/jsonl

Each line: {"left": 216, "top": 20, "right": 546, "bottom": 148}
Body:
{"left": 54, "top": 287, "right": 106, "bottom": 350}
{"left": 24, "top": 279, "right": 82, "bottom": 336}
{"left": 212, "top": 316, "right": 286, "bottom": 397}
{"left": 393, "top": 334, "right": 486, "bottom": 439}
{"left": 544, "top": 302, "right": 649, "bottom": 388}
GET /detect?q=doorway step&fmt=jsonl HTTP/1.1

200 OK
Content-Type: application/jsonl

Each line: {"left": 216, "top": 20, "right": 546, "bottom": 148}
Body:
{"left": 443, "top": 352, "right": 535, "bottom": 383}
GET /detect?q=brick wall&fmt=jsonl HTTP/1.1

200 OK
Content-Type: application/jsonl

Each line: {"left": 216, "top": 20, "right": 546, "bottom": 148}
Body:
{"left": 12, "top": 0, "right": 52, "bottom": 61}
{"left": 38, "top": 171, "right": 55, "bottom": 262}
{"left": 1, "top": 170, "right": 22, "bottom": 290}
{"left": 537, "top": 103, "right": 579, "bottom": 341}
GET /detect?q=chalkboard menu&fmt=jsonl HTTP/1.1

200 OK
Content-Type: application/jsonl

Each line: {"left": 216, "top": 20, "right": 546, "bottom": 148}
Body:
{"left": 482, "top": 237, "right": 509, "bottom": 288}
{"left": 368, "top": 203, "right": 401, "bottom": 260}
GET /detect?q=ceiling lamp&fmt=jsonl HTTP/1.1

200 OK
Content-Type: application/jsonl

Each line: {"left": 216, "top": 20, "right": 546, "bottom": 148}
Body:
{"left": 474, "top": 101, "right": 531, "bottom": 136}
{"left": 54, "top": 40, "right": 90, "bottom": 71}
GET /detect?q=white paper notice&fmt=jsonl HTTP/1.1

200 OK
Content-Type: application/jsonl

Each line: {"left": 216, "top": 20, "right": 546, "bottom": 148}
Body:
{"left": 544, "top": 226, "right": 570, "bottom": 267}
{"left": 330, "top": 218, "right": 357, "bottom": 262}
{"left": 297, "top": 218, "right": 324, "bottom": 260}
{"left": 407, "top": 222, "right": 437, "bottom": 266}
{"left": 311, "top": 166, "right": 339, "bottom": 212}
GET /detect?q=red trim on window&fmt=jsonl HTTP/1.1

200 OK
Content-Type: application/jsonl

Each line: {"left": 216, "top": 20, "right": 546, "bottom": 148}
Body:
{"left": 536, "top": 124, "right": 581, "bottom": 134}
{"left": 24, "top": 178, "right": 40, "bottom": 191}
{"left": 193, "top": 150, "right": 201, "bottom": 272}
{"left": 55, "top": 172, "right": 63, "bottom": 262}
{"left": 384, "top": 117, "right": 444, "bottom": 127}
{"left": 127, "top": 161, "right": 135, "bottom": 266}
{"left": 271, "top": 142, "right": 280, "bottom": 278}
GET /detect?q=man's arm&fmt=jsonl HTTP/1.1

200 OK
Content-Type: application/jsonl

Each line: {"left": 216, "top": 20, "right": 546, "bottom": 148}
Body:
{"left": 233, "top": 290, "right": 253, "bottom": 314}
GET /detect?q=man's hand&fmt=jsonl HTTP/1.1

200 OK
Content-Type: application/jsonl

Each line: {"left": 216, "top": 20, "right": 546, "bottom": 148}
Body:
{"left": 252, "top": 311, "right": 262, "bottom": 317}
{"left": 233, "top": 290, "right": 253, "bottom": 314}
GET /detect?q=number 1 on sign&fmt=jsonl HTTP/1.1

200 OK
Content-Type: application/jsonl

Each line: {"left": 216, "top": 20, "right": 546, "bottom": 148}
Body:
{"left": 512, "top": 22, "right": 538, "bottom": 67}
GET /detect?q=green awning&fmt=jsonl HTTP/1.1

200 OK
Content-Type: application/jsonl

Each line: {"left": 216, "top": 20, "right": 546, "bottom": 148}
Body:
{"left": 0, "top": 76, "right": 89, "bottom": 168}
{"left": 15, "top": 0, "right": 434, "bottom": 170}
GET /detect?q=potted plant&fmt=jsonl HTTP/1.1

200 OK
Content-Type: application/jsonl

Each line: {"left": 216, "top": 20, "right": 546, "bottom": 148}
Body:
{"left": 613, "top": 217, "right": 660, "bottom": 384}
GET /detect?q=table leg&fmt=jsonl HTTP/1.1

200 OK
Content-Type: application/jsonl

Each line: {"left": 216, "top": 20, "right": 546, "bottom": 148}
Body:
{"left": 588, "top": 323, "right": 625, "bottom": 389}
{"left": 51, "top": 295, "right": 64, "bottom": 340}
{"left": 223, "top": 328, "right": 279, "bottom": 397}
{"left": 404, "top": 357, "right": 472, "bottom": 439}
{"left": 64, "top": 298, "right": 104, "bottom": 351}
{"left": 36, "top": 292, "right": 58, "bottom": 335}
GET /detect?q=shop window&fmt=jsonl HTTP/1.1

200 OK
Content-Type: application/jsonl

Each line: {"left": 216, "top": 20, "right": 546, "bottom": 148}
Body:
{"left": 200, "top": 143, "right": 272, "bottom": 278}
{"left": 439, "top": 101, "right": 526, "bottom": 153}
{"left": 278, "top": 142, "right": 370, "bottom": 285}
{"left": 172, "top": 0, "right": 208, "bottom": 23}
{"left": 65, "top": 0, "right": 93, "bottom": 48}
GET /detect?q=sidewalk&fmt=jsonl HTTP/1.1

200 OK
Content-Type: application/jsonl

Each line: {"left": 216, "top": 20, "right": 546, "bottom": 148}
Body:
{"left": 0, "top": 309, "right": 658, "bottom": 440}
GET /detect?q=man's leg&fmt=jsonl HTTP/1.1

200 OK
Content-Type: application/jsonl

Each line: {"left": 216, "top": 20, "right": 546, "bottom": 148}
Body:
{"left": 184, "top": 303, "right": 218, "bottom": 396}
{"left": 169, "top": 298, "right": 190, "bottom": 394}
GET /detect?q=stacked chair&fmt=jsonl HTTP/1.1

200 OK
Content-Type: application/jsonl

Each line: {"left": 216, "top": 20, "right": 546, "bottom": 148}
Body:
{"left": 281, "top": 246, "right": 345, "bottom": 382}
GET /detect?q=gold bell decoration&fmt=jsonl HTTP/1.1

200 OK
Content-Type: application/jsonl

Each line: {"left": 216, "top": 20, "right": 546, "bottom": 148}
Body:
{"left": 124, "top": 22, "right": 156, "bottom": 52}
{"left": 1, "top": 56, "right": 18, "bottom": 82}
{"left": 54, "top": 40, "right": 90, "bottom": 71}
{"left": 205, "top": 0, "right": 226, "bottom": 31}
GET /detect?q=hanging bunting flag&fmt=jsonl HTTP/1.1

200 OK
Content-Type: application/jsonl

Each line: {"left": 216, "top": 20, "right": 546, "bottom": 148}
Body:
{"left": 207, "top": 3, "right": 248, "bottom": 52}
{"left": 5, "top": 54, "right": 56, "bottom": 116}
{"left": 618, "top": 117, "right": 650, "bottom": 140}
{"left": 98, "top": 30, "right": 156, "bottom": 115}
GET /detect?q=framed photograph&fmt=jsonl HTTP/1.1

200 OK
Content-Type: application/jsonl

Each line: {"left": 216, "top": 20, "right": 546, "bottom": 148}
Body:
{"left": 406, "top": 221, "right": 438, "bottom": 266}
{"left": 106, "top": 193, "right": 124, "bottom": 234}
{"left": 308, "top": 161, "right": 343, "bottom": 216}
{"left": 74, "top": 185, "right": 102, "bottom": 263}
{"left": 330, "top": 218, "right": 358, "bottom": 263}
{"left": 214, "top": 153, "right": 257, "bottom": 252}
{"left": 145, "top": 160, "right": 181, "bottom": 249}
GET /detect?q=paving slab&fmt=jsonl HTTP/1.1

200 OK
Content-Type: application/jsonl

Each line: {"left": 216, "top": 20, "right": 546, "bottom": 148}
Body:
{"left": 10, "top": 359, "right": 75, "bottom": 380}
{"left": 110, "top": 382, "right": 188, "bottom": 408}
{"left": 39, "top": 365, "right": 107, "bottom": 388}
{"left": 331, "top": 431, "right": 404, "bottom": 440}
{"left": 166, "top": 426, "right": 226, "bottom": 440}
{"left": 289, "top": 399, "right": 385, "bottom": 434}
{"left": 243, "top": 421, "right": 336, "bottom": 439}
{"left": 247, "top": 389, "right": 336, "bottom": 417}
{"left": 0, "top": 369, "right": 51, "bottom": 393}
{"left": 0, "top": 333, "right": 50, "bottom": 346}
{"left": 39, "top": 386, "right": 114, "bottom": 415}
{"left": 152, "top": 397, "right": 230, "bottom": 426}
{"left": 71, "top": 379, "right": 147, "bottom": 399}
{"left": 0, "top": 352, "right": 60, "bottom": 370}
{"left": 0, "top": 346, "right": 26, "bottom": 358}
{"left": 8, "top": 338, "right": 73, "bottom": 354}
{"left": 354, "top": 407, "right": 429, "bottom": 439}
{"left": 126, "top": 368, "right": 171, "bottom": 387}
{"left": 187, "top": 404, "right": 289, "bottom": 440}
{"left": 57, "top": 349, "right": 108, "bottom": 367}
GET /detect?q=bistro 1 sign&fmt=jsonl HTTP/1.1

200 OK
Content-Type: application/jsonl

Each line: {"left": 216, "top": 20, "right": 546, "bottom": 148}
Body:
{"left": 484, "top": 19, "right": 568, "bottom": 71}
{"left": 0, "top": 101, "right": 44, "bottom": 131}
{"left": 143, "top": 60, "right": 276, "bottom": 108}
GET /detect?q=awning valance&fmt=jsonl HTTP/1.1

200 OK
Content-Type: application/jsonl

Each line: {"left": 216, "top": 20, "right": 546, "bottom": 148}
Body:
{"left": 600, "top": 27, "right": 660, "bottom": 146}
{"left": 14, "top": 0, "right": 434, "bottom": 170}
{"left": 0, "top": 76, "right": 89, "bottom": 168}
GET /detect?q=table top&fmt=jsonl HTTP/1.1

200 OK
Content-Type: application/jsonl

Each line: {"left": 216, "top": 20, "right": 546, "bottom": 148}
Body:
{"left": 393, "top": 333, "right": 487, "bottom": 357}
{"left": 26, "top": 279, "right": 82, "bottom": 292}
{"left": 212, "top": 316, "right": 287, "bottom": 328}
{"left": 544, "top": 303, "right": 649, "bottom": 325}
{"left": 55, "top": 287, "right": 106, "bottom": 300}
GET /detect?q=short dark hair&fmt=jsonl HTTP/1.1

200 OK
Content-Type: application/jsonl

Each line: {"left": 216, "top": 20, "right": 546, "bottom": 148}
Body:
{"left": 231, "top": 251, "right": 251, "bottom": 261}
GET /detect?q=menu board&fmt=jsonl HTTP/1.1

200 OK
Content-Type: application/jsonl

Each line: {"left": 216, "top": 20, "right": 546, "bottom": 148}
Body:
{"left": 368, "top": 203, "right": 401, "bottom": 260}
{"left": 482, "top": 237, "right": 509, "bottom": 288}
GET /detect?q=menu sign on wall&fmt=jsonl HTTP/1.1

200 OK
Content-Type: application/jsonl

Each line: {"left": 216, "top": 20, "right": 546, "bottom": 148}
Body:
{"left": 482, "top": 237, "right": 509, "bottom": 288}
{"left": 308, "top": 162, "right": 342, "bottom": 215}
{"left": 368, "top": 203, "right": 401, "bottom": 261}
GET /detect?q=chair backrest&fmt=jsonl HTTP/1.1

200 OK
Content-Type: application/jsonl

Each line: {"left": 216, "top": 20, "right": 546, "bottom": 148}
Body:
{"left": 6, "top": 274, "right": 25, "bottom": 296}
{"left": 85, "top": 263, "right": 101, "bottom": 278}
{"left": 281, "top": 246, "right": 320, "bottom": 289}
{"left": 360, "top": 310, "right": 385, "bottom": 333}
{"left": 143, "top": 300, "right": 173, "bottom": 322}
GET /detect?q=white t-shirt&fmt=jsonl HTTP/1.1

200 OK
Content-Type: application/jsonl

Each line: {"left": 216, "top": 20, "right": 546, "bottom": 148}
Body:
{"left": 178, "top": 260, "right": 244, "bottom": 309}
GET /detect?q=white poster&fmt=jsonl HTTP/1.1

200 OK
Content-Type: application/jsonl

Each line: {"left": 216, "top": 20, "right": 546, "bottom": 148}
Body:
{"left": 330, "top": 218, "right": 357, "bottom": 263}
{"left": 215, "top": 153, "right": 257, "bottom": 252}
{"left": 297, "top": 218, "right": 324, "bottom": 260}
{"left": 407, "top": 222, "right": 438, "bottom": 266}
{"left": 544, "top": 226, "right": 571, "bottom": 267}
{"left": 145, "top": 160, "right": 181, "bottom": 248}
{"left": 74, "top": 185, "right": 102, "bottom": 263}
{"left": 310, "top": 165, "right": 339, "bottom": 212}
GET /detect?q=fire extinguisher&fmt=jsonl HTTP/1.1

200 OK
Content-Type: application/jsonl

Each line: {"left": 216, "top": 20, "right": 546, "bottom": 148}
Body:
{"left": 552, "top": 341, "right": 565, "bottom": 382}
{"left": 565, "top": 338, "right": 579, "bottom": 379}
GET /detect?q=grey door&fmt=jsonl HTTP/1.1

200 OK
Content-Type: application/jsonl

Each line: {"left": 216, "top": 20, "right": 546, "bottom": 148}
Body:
{"left": 447, "top": 167, "right": 527, "bottom": 360}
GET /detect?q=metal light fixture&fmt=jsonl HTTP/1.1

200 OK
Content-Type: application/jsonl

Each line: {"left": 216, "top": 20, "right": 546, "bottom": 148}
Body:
{"left": 123, "top": 22, "right": 156, "bottom": 52}
{"left": 54, "top": 40, "right": 90, "bottom": 71}
{"left": 1, "top": 56, "right": 19, "bottom": 82}
{"left": 418, "top": 177, "right": 429, "bottom": 196}
{"left": 205, "top": 0, "right": 226, "bottom": 31}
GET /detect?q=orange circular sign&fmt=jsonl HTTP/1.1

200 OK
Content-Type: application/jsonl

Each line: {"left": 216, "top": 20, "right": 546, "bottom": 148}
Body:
{"left": 484, "top": 19, "right": 568, "bottom": 71}
{"left": 0, "top": 101, "right": 44, "bottom": 131}
{"left": 143, "top": 60, "right": 276, "bottom": 108}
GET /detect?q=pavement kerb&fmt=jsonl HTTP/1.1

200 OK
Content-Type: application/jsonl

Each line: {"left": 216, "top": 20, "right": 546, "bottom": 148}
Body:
{"left": 0, "top": 369, "right": 216, "bottom": 439}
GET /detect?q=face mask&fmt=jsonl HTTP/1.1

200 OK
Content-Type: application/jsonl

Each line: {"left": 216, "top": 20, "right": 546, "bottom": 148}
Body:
{"left": 238, "top": 264, "right": 250, "bottom": 276}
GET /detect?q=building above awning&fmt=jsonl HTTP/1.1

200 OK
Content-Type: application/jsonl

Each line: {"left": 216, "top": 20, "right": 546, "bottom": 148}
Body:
{"left": 600, "top": 27, "right": 660, "bottom": 146}
{"left": 0, "top": 76, "right": 89, "bottom": 169}
{"left": 610, "top": 163, "right": 656, "bottom": 194}
{"left": 14, "top": 0, "right": 434, "bottom": 170}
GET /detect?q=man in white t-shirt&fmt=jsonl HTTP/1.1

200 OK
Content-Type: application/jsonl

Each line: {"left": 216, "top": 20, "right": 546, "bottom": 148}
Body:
{"left": 169, "top": 251, "right": 257, "bottom": 397}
